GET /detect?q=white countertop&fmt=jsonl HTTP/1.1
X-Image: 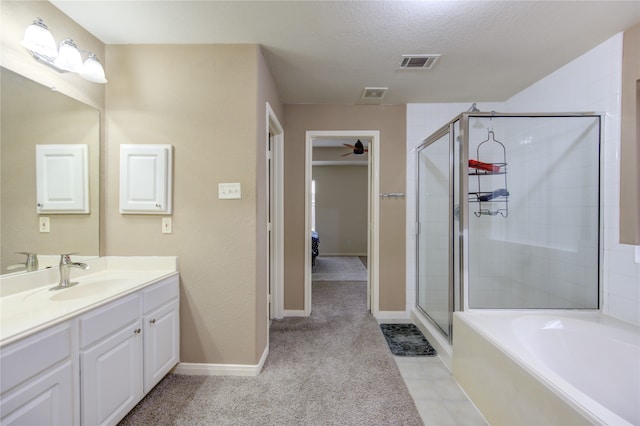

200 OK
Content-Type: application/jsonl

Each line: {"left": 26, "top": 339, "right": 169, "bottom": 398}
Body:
{"left": 0, "top": 257, "right": 178, "bottom": 347}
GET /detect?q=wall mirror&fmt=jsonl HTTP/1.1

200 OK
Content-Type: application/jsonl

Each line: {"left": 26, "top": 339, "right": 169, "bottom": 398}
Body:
{"left": 1, "top": 67, "right": 100, "bottom": 275}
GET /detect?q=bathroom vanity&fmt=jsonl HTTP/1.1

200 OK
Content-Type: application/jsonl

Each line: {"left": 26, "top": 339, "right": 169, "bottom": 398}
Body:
{"left": 0, "top": 257, "right": 179, "bottom": 426}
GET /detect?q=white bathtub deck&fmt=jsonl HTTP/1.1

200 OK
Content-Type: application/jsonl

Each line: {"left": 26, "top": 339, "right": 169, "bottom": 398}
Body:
{"left": 453, "top": 311, "right": 639, "bottom": 426}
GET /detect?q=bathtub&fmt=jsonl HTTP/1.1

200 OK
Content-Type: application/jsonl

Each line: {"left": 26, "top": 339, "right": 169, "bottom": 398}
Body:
{"left": 453, "top": 311, "right": 640, "bottom": 425}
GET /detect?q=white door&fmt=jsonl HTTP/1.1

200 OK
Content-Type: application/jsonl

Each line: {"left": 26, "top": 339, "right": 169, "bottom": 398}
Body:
{"left": 266, "top": 104, "right": 284, "bottom": 320}
{"left": 267, "top": 132, "right": 273, "bottom": 318}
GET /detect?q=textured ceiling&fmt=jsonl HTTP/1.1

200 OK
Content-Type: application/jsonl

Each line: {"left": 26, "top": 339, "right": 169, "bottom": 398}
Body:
{"left": 50, "top": 0, "right": 640, "bottom": 105}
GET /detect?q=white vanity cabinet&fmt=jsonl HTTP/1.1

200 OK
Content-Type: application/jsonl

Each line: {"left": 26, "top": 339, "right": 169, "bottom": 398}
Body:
{"left": 142, "top": 277, "right": 180, "bottom": 394}
{"left": 79, "top": 294, "right": 143, "bottom": 426}
{"left": 0, "top": 322, "right": 77, "bottom": 426}
{"left": 0, "top": 258, "right": 178, "bottom": 426}
{"left": 78, "top": 274, "right": 179, "bottom": 425}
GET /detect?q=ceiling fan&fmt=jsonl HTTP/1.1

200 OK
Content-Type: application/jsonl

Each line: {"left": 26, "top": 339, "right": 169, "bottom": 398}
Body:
{"left": 341, "top": 140, "right": 368, "bottom": 157}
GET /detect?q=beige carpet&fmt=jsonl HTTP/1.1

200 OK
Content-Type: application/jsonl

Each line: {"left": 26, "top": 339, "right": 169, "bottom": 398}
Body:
{"left": 312, "top": 256, "right": 367, "bottom": 281}
{"left": 119, "top": 281, "right": 422, "bottom": 425}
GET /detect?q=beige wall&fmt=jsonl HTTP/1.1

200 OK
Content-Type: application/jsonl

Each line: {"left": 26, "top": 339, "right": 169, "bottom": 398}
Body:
{"left": 283, "top": 104, "right": 406, "bottom": 311}
{"left": 312, "top": 165, "right": 368, "bottom": 255}
{"left": 620, "top": 22, "right": 640, "bottom": 245}
{"left": 104, "top": 44, "right": 282, "bottom": 365}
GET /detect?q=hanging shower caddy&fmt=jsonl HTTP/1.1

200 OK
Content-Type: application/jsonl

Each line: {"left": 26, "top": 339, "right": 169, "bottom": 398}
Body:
{"left": 468, "top": 130, "right": 509, "bottom": 217}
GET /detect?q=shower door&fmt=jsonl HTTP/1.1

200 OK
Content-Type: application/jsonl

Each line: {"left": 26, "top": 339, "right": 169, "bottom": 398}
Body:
{"left": 416, "top": 127, "right": 454, "bottom": 340}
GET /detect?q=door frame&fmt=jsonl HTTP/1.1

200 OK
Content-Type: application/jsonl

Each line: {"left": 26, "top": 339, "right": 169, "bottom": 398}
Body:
{"left": 304, "top": 130, "right": 380, "bottom": 315}
{"left": 266, "top": 103, "right": 284, "bottom": 320}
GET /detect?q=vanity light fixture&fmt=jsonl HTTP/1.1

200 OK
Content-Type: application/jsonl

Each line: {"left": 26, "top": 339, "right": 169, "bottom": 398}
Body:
{"left": 21, "top": 18, "right": 107, "bottom": 84}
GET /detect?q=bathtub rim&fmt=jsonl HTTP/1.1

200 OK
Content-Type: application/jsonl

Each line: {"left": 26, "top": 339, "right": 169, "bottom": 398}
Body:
{"left": 455, "top": 309, "right": 637, "bottom": 426}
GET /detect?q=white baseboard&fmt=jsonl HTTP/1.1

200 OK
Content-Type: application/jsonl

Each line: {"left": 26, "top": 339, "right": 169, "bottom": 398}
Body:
{"left": 283, "top": 309, "right": 308, "bottom": 317}
{"left": 173, "top": 345, "right": 269, "bottom": 377}
{"left": 319, "top": 253, "right": 367, "bottom": 257}
{"left": 374, "top": 310, "right": 410, "bottom": 321}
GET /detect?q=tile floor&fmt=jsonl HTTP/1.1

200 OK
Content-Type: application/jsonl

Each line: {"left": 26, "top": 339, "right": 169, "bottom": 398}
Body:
{"left": 394, "top": 356, "right": 488, "bottom": 426}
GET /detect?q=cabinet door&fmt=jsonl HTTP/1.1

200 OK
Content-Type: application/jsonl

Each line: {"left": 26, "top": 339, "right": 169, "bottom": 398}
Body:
{"left": 143, "top": 300, "right": 179, "bottom": 393}
{"left": 35, "top": 144, "right": 89, "bottom": 213}
{"left": 81, "top": 323, "right": 143, "bottom": 426}
{"left": 119, "top": 144, "right": 172, "bottom": 214}
{"left": 0, "top": 362, "right": 75, "bottom": 426}
{"left": 0, "top": 322, "right": 77, "bottom": 426}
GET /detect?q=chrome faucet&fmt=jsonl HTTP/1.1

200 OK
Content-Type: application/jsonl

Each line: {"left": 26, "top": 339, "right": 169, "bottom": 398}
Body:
{"left": 7, "top": 252, "right": 39, "bottom": 272}
{"left": 17, "top": 252, "right": 39, "bottom": 271}
{"left": 50, "top": 254, "right": 89, "bottom": 291}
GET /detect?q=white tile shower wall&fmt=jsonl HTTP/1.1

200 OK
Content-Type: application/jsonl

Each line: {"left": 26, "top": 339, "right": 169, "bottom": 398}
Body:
{"left": 505, "top": 33, "right": 640, "bottom": 325}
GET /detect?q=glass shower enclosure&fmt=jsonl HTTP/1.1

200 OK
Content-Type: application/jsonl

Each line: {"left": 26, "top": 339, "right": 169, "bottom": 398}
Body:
{"left": 416, "top": 113, "right": 601, "bottom": 341}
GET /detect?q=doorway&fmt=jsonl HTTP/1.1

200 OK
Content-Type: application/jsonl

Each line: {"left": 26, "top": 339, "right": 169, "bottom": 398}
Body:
{"left": 304, "top": 130, "right": 380, "bottom": 315}
{"left": 267, "top": 103, "right": 284, "bottom": 320}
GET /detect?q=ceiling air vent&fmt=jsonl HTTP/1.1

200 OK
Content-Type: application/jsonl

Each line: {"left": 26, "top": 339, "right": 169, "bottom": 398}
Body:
{"left": 400, "top": 54, "right": 441, "bottom": 70}
{"left": 361, "top": 87, "right": 388, "bottom": 101}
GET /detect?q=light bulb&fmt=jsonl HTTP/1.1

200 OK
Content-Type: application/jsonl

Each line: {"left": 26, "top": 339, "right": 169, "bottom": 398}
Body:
{"left": 79, "top": 54, "right": 107, "bottom": 84}
{"left": 53, "top": 39, "right": 83, "bottom": 72}
{"left": 21, "top": 18, "right": 57, "bottom": 59}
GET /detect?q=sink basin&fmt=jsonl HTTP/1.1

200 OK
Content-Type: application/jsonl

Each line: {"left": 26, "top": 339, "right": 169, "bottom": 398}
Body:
{"left": 52, "top": 276, "right": 141, "bottom": 301}
{"left": 19, "top": 284, "right": 93, "bottom": 303}
{"left": 49, "top": 283, "right": 100, "bottom": 301}
{"left": 19, "top": 276, "right": 134, "bottom": 304}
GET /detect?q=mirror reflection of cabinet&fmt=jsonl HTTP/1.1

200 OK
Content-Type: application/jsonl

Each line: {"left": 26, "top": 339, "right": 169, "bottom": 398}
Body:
{"left": 119, "top": 145, "right": 173, "bottom": 214}
{"left": 36, "top": 144, "right": 89, "bottom": 213}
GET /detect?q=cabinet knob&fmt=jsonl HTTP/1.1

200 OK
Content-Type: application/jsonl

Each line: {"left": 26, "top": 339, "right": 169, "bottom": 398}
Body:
{"left": 134, "top": 328, "right": 141, "bottom": 334}
{"left": 155, "top": 203, "right": 161, "bottom": 208}
{"left": 149, "top": 319, "right": 156, "bottom": 324}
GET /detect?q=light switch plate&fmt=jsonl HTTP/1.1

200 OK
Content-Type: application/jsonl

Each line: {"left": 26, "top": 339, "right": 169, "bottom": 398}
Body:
{"left": 39, "top": 217, "right": 50, "bottom": 233}
{"left": 162, "top": 217, "right": 172, "bottom": 234}
{"left": 218, "top": 183, "right": 241, "bottom": 199}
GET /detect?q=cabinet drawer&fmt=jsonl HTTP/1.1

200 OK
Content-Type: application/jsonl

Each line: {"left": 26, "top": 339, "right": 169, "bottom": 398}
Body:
{"left": 79, "top": 294, "right": 140, "bottom": 349}
{"left": 143, "top": 275, "right": 179, "bottom": 314}
{"left": 0, "top": 322, "right": 73, "bottom": 394}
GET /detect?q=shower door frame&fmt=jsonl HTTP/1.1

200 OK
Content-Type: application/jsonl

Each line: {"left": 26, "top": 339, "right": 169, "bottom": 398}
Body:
{"left": 416, "top": 111, "right": 602, "bottom": 342}
{"left": 415, "top": 122, "right": 456, "bottom": 342}
{"left": 458, "top": 112, "right": 602, "bottom": 312}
